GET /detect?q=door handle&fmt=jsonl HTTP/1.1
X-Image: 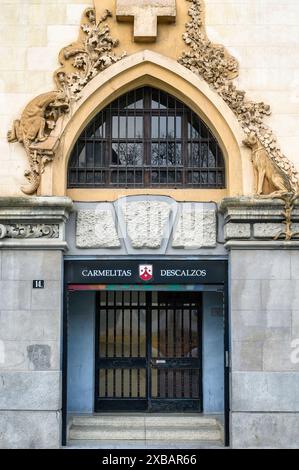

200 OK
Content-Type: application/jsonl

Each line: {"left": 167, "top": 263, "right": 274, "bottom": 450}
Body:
{"left": 151, "top": 359, "right": 167, "bottom": 367}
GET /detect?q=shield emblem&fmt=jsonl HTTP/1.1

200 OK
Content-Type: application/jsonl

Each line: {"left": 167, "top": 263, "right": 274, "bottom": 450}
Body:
{"left": 139, "top": 264, "right": 153, "bottom": 282}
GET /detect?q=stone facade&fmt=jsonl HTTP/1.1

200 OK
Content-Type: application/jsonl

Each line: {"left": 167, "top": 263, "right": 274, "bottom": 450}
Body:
{"left": 0, "top": 0, "right": 299, "bottom": 451}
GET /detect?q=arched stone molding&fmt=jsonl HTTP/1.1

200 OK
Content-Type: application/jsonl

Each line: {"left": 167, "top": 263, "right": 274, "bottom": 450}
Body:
{"left": 46, "top": 50, "right": 251, "bottom": 201}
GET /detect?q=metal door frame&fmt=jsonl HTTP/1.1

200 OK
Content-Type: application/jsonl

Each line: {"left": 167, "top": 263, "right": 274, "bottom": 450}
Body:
{"left": 62, "top": 259, "right": 230, "bottom": 447}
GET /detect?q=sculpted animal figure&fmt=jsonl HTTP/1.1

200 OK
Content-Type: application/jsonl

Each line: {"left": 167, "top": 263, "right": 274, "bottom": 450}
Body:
{"left": 243, "top": 132, "right": 292, "bottom": 197}
{"left": 7, "top": 91, "right": 69, "bottom": 146}
{"left": 7, "top": 91, "right": 69, "bottom": 194}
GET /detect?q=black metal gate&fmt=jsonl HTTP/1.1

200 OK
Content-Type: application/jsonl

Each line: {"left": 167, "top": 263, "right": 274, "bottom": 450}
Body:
{"left": 95, "top": 291, "right": 202, "bottom": 412}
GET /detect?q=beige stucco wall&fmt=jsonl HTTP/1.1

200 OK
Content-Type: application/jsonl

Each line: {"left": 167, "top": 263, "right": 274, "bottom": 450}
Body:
{"left": 1, "top": 0, "right": 299, "bottom": 197}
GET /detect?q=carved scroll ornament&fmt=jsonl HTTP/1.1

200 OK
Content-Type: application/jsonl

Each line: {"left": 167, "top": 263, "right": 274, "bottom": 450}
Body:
{"left": 0, "top": 224, "right": 59, "bottom": 240}
{"left": 7, "top": 7, "right": 126, "bottom": 195}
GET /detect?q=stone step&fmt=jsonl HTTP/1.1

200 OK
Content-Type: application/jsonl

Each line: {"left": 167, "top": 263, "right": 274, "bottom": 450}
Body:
{"left": 146, "top": 427, "right": 222, "bottom": 441}
{"left": 71, "top": 415, "right": 220, "bottom": 428}
{"left": 67, "top": 439, "right": 224, "bottom": 449}
{"left": 69, "top": 421, "right": 222, "bottom": 441}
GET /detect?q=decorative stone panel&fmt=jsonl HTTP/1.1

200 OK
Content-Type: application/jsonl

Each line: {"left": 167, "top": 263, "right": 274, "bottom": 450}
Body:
{"left": 73, "top": 198, "right": 219, "bottom": 252}
{"left": 225, "top": 224, "right": 251, "bottom": 240}
{"left": 172, "top": 206, "right": 217, "bottom": 248}
{"left": 76, "top": 209, "right": 120, "bottom": 249}
{"left": 254, "top": 223, "right": 299, "bottom": 239}
{"left": 122, "top": 201, "right": 171, "bottom": 249}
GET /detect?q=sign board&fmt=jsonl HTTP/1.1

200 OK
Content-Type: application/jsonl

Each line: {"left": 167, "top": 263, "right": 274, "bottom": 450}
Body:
{"left": 65, "top": 260, "right": 227, "bottom": 285}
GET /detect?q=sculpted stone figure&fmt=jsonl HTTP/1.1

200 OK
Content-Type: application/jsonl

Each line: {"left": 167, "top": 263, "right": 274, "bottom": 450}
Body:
{"left": 7, "top": 91, "right": 69, "bottom": 195}
{"left": 243, "top": 132, "right": 292, "bottom": 197}
{"left": 7, "top": 91, "right": 69, "bottom": 145}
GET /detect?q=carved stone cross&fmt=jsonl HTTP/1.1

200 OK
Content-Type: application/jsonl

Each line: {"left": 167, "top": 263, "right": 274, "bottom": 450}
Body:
{"left": 116, "top": 0, "right": 176, "bottom": 42}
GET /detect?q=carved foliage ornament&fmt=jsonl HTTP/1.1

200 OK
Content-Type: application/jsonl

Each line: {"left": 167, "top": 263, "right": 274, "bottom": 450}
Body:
{"left": 178, "top": 0, "right": 299, "bottom": 197}
{"left": 7, "top": 7, "right": 126, "bottom": 195}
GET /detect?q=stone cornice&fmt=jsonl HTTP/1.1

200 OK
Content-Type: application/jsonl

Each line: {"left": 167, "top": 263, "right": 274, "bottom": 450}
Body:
{"left": 219, "top": 197, "right": 299, "bottom": 248}
{"left": 0, "top": 197, "right": 73, "bottom": 250}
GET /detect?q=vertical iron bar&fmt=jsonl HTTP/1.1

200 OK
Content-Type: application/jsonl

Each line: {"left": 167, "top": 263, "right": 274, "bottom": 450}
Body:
{"left": 105, "top": 292, "right": 108, "bottom": 398}
{"left": 146, "top": 292, "right": 152, "bottom": 410}
{"left": 181, "top": 307, "right": 185, "bottom": 398}
{"left": 165, "top": 302, "right": 168, "bottom": 398}
{"left": 105, "top": 292, "right": 109, "bottom": 358}
{"left": 129, "top": 291, "right": 132, "bottom": 398}
{"left": 138, "top": 291, "right": 140, "bottom": 357}
{"left": 137, "top": 292, "right": 140, "bottom": 398}
{"left": 157, "top": 304, "right": 160, "bottom": 398}
{"left": 114, "top": 292, "right": 116, "bottom": 358}
{"left": 113, "top": 292, "right": 116, "bottom": 398}
{"left": 189, "top": 304, "right": 192, "bottom": 399}
{"left": 121, "top": 291, "right": 124, "bottom": 398}
{"left": 173, "top": 305, "right": 176, "bottom": 398}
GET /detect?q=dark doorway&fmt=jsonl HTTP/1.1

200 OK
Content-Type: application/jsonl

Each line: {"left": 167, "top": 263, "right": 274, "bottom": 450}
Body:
{"left": 95, "top": 291, "right": 202, "bottom": 412}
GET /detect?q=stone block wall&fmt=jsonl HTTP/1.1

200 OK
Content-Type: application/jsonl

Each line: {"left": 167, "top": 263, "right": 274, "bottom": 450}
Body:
{"left": 0, "top": 250, "right": 63, "bottom": 448}
{"left": 231, "top": 249, "right": 299, "bottom": 448}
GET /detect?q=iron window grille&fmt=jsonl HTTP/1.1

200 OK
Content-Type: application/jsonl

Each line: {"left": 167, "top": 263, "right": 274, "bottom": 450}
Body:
{"left": 68, "top": 87, "right": 225, "bottom": 189}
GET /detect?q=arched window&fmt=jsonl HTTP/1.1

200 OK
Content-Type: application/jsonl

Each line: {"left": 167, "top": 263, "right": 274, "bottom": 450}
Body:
{"left": 68, "top": 87, "right": 225, "bottom": 188}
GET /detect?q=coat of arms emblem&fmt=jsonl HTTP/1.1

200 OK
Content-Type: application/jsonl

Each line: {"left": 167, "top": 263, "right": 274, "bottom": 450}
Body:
{"left": 139, "top": 265, "right": 153, "bottom": 281}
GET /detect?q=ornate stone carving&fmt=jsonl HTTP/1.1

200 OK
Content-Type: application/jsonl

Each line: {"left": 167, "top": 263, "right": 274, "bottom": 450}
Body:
{"left": 122, "top": 201, "right": 171, "bottom": 248}
{"left": 55, "top": 8, "right": 126, "bottom": 100}
{"left": 116, "top": 0, "right": 176, "bottom": 42}
{"left": 273, "top": 193, "right": 299, "bottom": 241}
{"left": 243, "top": 133, "right": 292, "bottom": 198}
{"left": 76, "top": 209, "right": 120, "bottom": 248}
{"left": 178, "top": 0, "right": 299, "bottom": 196}
{"left": 0, "top": 224, "right": 59, "bottom": 240}
{"left": 7, "top": 7, "right": 125, "bottom": 195}
{"left": 172, "top": 206, "right": 216, "bottom": 248}
{"left": 7, "top": 92, "right": 70, "bottom": 195}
